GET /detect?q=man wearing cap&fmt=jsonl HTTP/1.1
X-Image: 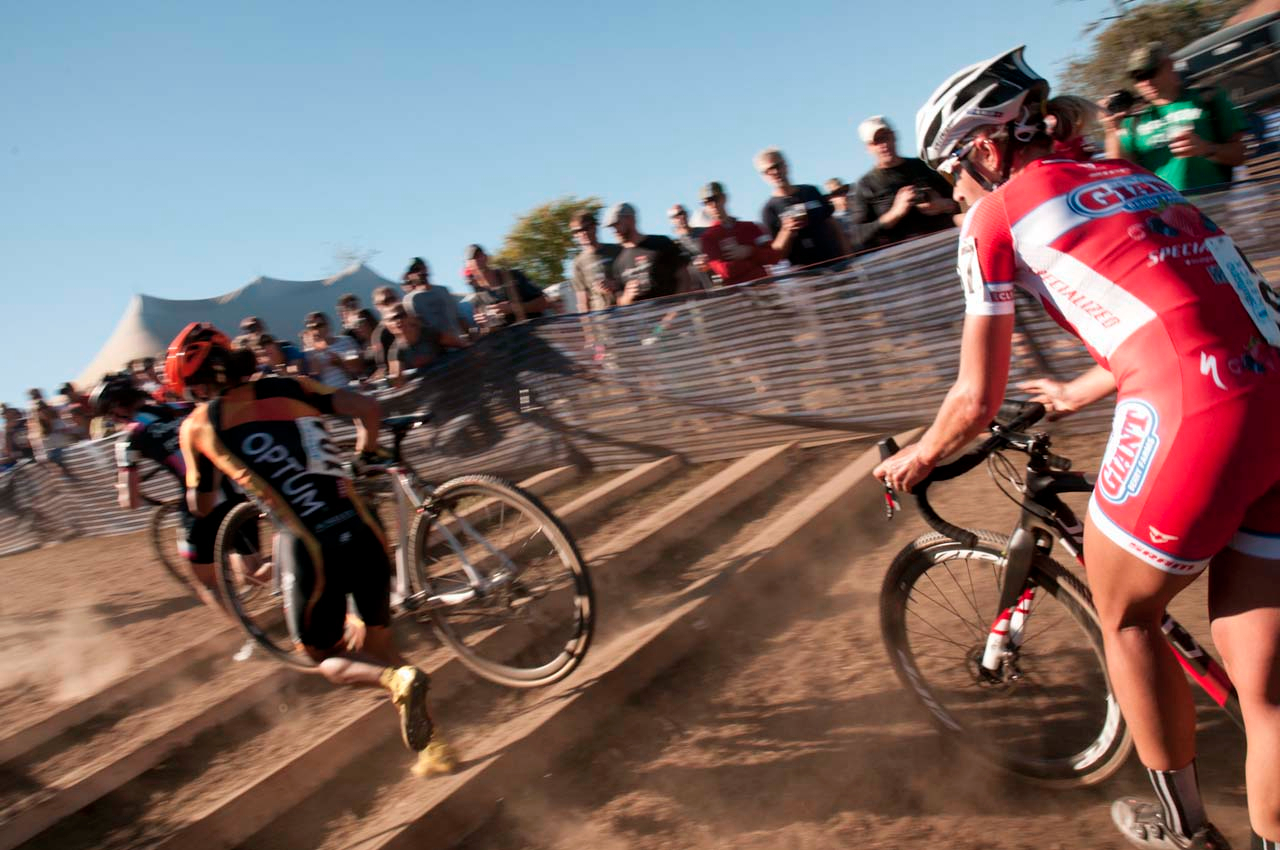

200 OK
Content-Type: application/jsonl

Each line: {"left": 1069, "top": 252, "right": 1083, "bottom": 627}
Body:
{"left": 464, "top": 245, "right": 547, "bottom": 330}
{"left": 847, "top": 115, "right": 957, "bottom": 253}
{"left": 605, "top": 203, "right": 692, "bottom": 305}
{"left": 824, "top": 178, "right": 855, "bottom": 246}
{"left": 240, "top": 316, "right": 306, "bottom": 374}
{"left": 1103, "top": 41, "right": 1246, "bottom": 192}
{"left": 301, "top": 311, "right": 362, "bottom": 388}
{"left": 697, "top": 182, "right": 778, "bottom": 287}
{"left": 668, "top": 204, "right": 714, "bottom": 290}
{"left": 569, "top": 210, "right": 622, "bottom": 313}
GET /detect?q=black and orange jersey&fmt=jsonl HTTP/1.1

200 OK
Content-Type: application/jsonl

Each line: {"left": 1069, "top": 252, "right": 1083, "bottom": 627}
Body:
{"left": 179, "top": 377, "right": 379, "bottom": 543}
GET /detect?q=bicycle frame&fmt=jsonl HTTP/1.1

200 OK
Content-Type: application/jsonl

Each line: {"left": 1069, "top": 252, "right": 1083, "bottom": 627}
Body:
{"left": 985, "top": 453, "right": 1245, "bottom": 729}
{"left": 366, "top": 450, "right": 522, "bottom": 612}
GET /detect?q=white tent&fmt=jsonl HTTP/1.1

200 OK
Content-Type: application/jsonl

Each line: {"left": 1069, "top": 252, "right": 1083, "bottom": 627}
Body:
{"left": 77, "top": 264, "right": 397, "bottom": 387}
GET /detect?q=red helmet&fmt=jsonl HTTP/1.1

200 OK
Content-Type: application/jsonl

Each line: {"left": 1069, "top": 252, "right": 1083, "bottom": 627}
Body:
{"left": 165, "top": 322, "right": 233, "bottom": 399}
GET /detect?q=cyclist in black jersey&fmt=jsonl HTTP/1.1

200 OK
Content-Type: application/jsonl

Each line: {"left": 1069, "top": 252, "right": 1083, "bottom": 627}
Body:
{"left": 90, "top": 372, "right": 254, "bottom": 611}
{"left": 165, "top": 323, "right": 451, "bottom": 771}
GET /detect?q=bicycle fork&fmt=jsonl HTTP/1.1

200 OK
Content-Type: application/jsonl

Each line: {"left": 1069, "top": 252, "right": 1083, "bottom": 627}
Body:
{"left": 979, "top": 526, "right": 1044, "bottom": 680}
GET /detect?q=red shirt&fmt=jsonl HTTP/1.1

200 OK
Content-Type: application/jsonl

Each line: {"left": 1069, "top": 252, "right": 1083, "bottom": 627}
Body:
{"left": 700, "top": 220, "right": 778, "bottom": 286}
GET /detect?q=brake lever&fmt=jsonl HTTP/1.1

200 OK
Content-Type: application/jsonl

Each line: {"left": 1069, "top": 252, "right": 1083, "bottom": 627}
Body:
{"left": 876, "top": 437, "right": 902, "bottom": 520}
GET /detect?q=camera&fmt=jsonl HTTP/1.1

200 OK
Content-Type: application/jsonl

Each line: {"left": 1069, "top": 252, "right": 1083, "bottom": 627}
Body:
{"left": 1104, "top": 89, "right": 1138, "bottom": 115}
{"left": 912, "top": 185, "right": 931, "bottom": 203}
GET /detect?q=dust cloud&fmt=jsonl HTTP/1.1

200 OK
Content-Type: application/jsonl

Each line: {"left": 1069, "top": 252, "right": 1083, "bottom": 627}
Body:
{"left": 0, "top": 605, "right": 133, "bottom": 704}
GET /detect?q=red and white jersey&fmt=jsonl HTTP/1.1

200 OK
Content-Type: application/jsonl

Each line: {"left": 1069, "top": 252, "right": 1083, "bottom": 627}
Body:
{"left": 961, "top": 157, "right": 1280, "bottom": 574}
{"left": 959, "top": 158, "right": 1280, "bottom": 393}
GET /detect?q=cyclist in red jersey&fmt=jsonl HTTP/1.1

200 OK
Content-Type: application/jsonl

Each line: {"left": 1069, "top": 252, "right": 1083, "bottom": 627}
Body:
{"left": 875, "top": 47, "right": 1280, "bottom": 850}
{"left": 166, "top": 323, "right": 454, "bottom": 775}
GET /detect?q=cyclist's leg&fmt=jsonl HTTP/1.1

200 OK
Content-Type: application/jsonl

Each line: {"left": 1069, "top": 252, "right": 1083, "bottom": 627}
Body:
{"left": 1209, "top": 498, "right": 1280, "bottom": 843}
{"left": 1083, "top": 521, "right": 1201, "bottom": 769}
{"left": 283, "top": 523, "right": 438, "bottom": 754}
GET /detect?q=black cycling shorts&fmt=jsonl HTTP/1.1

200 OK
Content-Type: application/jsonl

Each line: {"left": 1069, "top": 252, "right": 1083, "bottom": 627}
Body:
{"left": 179, "top": 496, "right": 247, "bottom": 564}
{"left": 278, "top": 519, "right": 392, "bottom": 651}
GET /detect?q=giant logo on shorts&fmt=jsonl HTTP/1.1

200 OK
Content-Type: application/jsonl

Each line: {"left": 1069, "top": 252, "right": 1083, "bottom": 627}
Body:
{"left": 1098, "top": 400, "right": 1161, "bottom": 504}
{"left": 1067, "top": 175, "right": 1184, "bottom": 220}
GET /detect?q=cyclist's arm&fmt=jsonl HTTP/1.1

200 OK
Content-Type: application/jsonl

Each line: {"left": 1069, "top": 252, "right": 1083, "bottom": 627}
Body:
{"left": 915, "top": 312, "right": 1016, "bottom": 466}
{"left": 1019, "top": 364, "right": 1116, "bottom": 419}
{"left": 328, "top": 387, "right": 381, "bottom": 455}
{"left": 179, "top": 415, "right": 223, "bottom": 517}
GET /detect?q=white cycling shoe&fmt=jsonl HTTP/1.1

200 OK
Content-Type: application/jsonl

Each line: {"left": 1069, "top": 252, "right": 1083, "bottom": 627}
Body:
{"left": 1111, "top": 798, "right": 1231, "bottom": 850}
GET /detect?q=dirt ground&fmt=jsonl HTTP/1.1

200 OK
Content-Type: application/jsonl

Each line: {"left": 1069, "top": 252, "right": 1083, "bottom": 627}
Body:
{"left": 451, "top": 431, "right": 1252, "bottom": 850}
{"left": 0, "top": 431, "right": 1255, "bottom": 849}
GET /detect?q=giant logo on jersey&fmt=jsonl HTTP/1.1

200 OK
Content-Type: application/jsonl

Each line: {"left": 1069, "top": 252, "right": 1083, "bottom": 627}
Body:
{"left": 1067, "top": 175, "right": 1184, "bottom": 220}
{"left": 1098, "top": 400, "right": 1161, "bottom": 504}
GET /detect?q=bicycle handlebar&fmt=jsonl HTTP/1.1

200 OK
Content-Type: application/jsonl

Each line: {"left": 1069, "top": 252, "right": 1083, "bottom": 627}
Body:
{"left": 877, "top": 400, "right": 1048, "bottom": 547}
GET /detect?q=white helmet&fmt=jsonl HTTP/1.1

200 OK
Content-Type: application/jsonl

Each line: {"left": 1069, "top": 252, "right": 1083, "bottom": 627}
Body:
{"left": 916, "top": 46, "right": 1049, "bottom": 171}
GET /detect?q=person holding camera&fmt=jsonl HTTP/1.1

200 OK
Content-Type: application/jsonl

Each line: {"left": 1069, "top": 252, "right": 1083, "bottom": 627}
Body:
{"left": 756, "top": 148, "right": 850, "bottom": 270}
{"left": 847, "top": 115, "right": 959, "bottom": 253}
{"left": 1103, "top": 41, "right": 1247, "bottom": 192}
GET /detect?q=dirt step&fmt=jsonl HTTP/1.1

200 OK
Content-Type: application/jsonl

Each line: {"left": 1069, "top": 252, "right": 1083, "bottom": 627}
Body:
{"left": 0, "top": 466, "right": 585, "bottom": 777}
{"left": 131, "top": 447, "right": 795, "bottom": 850}
{"left": 2, "top": 465, "right": 591, "bottom": 850}
{"left": 235, "top": 437, "right": 903, "bottom": 850}
{"left": 10, "top": 453, "right": 770, "bottom": 850}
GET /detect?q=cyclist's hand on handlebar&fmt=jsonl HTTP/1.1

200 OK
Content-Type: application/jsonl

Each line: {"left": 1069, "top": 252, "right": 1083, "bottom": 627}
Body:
{"left": 873, "top": 442, "right": 936, "bottom": 494}
{"left": 1017, "top": 378, "right": 1079, "bottom": 421}
{"left": 354, "top": 447, "right": 393, "bottom": 474}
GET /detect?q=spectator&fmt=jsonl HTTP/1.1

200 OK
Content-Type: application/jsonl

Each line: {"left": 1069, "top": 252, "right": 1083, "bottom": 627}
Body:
{"left": 336, "top": 292, "right": 362, "bottom": 330}
{"left": 1102, "top": 41, "right": 1247, "bottom": 191}
{"left": 605, "top": 203, "right": 692, "bottom": 306}
{"left": 346, "top": 308, "right": 381, "bottom": 377}
{"left": 569, "top": 209, "right": 622, "bottom": 313}
{"left": 383, "top": 303, "right": 465, "bottom": 387}
{"left": 55, "top": 382, "right": 90, "bottom": 440}
{"left": 369, "top": 286, "right": 403, "bottom": 377}
{"left": 26, "top": 388, "right": 73, "bottom": 464}
{"left": 301, "top": 311, "right": 362, "bottom": 388}
{"left": 698, "top": 181, "right": 779, "bottom": 286}
{"left": 401, "top": 257, "right": 469, "bottom": 341}
{"left": 130, "top": 358, "right": 166, "bottom": 399}
{"left": 1, "top": 404, "right": 32, "bottom": 464}
{"left": 669, "top": 204, "right": 714, "bottom": 290}
{"left": 464, "top": 244, "right": 547, "bottom": 330}
{"left": 240, "top": 316, "right": 306, "bottom": 373}
{"left": 824, "top": 178, "right": 855, "bottom": 244}
{"left": 248, "top": 333, "right": 294, "bottom": 377}
{"left": 847, "top": 115, "right": 958, "bottom": 252}
{"left": 755, "top": 147, "right": 851, "bottom": 269}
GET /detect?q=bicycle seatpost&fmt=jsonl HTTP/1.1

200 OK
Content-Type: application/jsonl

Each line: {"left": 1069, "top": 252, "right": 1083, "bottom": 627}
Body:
{"left": 876, "top": 438, "right": 902, "bottom": 519}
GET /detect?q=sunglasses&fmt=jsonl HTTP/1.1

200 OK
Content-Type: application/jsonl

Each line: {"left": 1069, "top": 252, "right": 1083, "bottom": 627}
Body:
{"left": 1130, "top": 68, "right": 1158, "bottom": 83}
{"left": 939, "top": 140, "right": 976, "bottom": 187}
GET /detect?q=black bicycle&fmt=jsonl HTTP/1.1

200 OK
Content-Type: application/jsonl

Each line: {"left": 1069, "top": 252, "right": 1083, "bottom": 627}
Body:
{"left": 877, "top": 400, "right": 1243, "bottom": 787}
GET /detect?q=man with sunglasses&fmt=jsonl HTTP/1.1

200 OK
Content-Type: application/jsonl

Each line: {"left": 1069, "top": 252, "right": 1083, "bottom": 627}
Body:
{"left": 569, "top": 210, "right": 621, "bottom": 313}
{"left": 1103, "top": 41, "right": 1247, "bottom": 192}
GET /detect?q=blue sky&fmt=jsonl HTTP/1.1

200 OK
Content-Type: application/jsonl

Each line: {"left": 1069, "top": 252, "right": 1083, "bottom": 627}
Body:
{"left": 1, "top": 0, "right": 1112, "bottom": 404}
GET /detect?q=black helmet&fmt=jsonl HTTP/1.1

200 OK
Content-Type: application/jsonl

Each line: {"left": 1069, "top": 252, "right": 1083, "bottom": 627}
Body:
{"left": 89, "top": 372, "right": 139, "bottom": 416}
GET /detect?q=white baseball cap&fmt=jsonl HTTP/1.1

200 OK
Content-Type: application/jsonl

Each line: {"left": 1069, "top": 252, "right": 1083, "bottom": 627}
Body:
{"left": 858, "top": 115, "right": 893, "bottom": 144}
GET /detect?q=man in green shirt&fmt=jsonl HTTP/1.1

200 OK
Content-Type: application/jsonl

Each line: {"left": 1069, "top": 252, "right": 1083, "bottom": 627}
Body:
{"left": 1103, "top": 41, "right": 1247, "bottom": 192}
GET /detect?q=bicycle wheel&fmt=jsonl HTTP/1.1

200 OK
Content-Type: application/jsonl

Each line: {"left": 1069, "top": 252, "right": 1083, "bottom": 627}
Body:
{"left": 410, "top": 474, "right": 593, "bottom": 688}
{"left": 880, "top": 529, "right": 1132, "bottom": 786}
{"left": 148, "top": 501, "right": 194, "bottom": 591}
{"left": 213, "top": 502, "right": 312, "bottom": 668}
